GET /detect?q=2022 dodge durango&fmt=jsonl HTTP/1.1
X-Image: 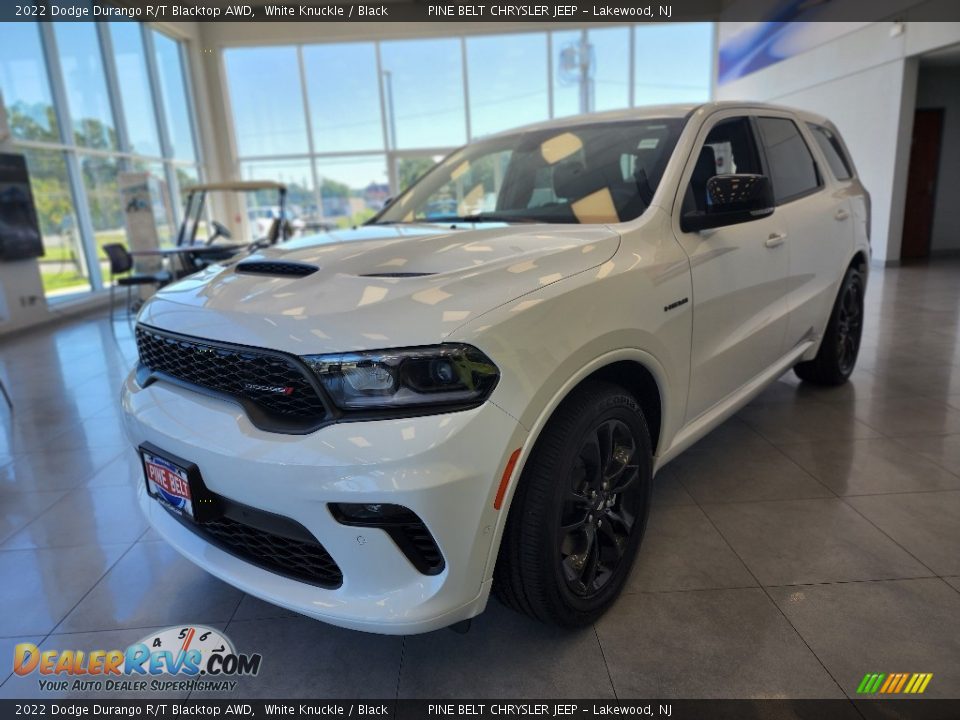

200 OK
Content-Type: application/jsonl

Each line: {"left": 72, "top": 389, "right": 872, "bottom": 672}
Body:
{"left": 122, "top": 102, "right": 870, "bottom": 634}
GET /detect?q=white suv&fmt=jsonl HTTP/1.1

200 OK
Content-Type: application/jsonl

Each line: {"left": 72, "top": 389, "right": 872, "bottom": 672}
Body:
{"left": 122, "top": 102, "right": 870, "bottom": 634}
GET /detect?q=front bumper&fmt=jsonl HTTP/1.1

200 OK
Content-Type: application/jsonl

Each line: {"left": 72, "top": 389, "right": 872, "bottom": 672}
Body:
{"left": 121, "top": 371, "right": 526, "bottom": 634}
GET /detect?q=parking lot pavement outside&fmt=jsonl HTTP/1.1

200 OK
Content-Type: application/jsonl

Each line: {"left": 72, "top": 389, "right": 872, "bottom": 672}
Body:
{"left": 1, "top": 261, "right": 960, "bottom": 699}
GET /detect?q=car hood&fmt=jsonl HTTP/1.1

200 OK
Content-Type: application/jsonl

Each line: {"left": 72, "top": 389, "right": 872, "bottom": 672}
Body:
{"left": 138, "top": 223, "right": 620, "bottom": 354}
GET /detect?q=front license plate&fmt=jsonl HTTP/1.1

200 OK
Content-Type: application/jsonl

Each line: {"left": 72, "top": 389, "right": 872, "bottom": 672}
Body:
{"left": 142, "top": 449, "right": 195, "bottom": 519}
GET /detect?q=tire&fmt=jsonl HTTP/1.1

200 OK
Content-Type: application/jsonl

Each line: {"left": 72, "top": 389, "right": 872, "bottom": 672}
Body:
{"left": 494, "top": 380, "right": 653, "bottom": 627}
{"left": 794, "top": 264, "right": 865, "bottom": 386}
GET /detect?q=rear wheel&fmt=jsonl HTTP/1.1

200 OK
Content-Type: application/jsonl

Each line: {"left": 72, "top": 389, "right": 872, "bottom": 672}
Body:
{"left": 494, "top": 380, "right": 652, "bottom": 627}
{"left": 795, "top": 265, "right": 865, "bottom": 386}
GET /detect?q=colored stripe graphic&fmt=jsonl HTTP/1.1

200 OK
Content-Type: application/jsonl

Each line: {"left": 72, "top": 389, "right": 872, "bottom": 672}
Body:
{"left": 856, "top": 673, "right": 885, "bottom": 693}
{"left": 857, "top": 672, "right": 933, "bottom": 694}
{"left": 894, "top": 674, "right": 909, "bottom": 693}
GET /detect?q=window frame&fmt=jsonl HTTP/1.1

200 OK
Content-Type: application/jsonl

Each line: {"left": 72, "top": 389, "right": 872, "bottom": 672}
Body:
{"left": 805, "top": 121, "right": 854, "bottom": 182}
{"left": 672, "top": 108, "right": 782, "bottom": 237}
{"left": 680, "top": 114, "right": 765, "bottom": 219}
{"left": 754, "top": 114, "right": 823, "bottom": 206}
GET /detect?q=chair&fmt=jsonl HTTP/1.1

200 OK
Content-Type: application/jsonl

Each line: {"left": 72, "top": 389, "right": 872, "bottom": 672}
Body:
{"left": 102, "top": 243, "right": 172, "bottom": 325}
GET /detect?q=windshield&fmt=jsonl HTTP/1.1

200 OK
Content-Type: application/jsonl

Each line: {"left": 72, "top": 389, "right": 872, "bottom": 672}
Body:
{"left": 371, "top": 119, "right": 686, "bottom": 226}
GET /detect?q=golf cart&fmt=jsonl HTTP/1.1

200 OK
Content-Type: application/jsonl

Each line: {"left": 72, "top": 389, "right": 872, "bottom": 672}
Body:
{"left": 173, "top": 180, "right": 293, "bottom": 276}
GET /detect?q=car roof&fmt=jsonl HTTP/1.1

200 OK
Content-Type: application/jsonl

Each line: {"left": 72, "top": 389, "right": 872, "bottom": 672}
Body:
{"left": 482, "top": 101, "right": 832, "bottom": 138}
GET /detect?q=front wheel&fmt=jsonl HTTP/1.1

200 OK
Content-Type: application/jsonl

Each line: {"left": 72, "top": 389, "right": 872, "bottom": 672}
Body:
{"left": 795, "top": 264, "right": 865, "bottom": 386}
{"left": 494, "top": 380, "right": 652, "bottom": 627}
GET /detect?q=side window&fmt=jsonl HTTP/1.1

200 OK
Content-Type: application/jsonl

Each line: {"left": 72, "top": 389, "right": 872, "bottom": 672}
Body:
{"left": 685, "top": 116, "right": 762, "bottom": 215}
{"left": 807, "top": 123, "right": 853, "bottom": 181}
{"left": 757, "top": 117, "right": 821, "bottom": 203}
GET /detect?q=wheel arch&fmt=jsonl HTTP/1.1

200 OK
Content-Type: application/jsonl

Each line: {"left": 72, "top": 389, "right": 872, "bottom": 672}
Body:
{"left": 581, "top": 361, "right": 663, "bottom": 456}
{"left": 482, "top": 349, "right": 670, "bottom": 585}
{"left": 514, "top": 350, "right": 670, "bottom": 476}
{"left": 849, "top": 250, "right": 869, "bottom": 275}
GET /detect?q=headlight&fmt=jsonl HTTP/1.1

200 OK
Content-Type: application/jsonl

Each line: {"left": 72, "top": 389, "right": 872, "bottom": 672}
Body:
{"left": 302, "top": 344, "right": 499, "bottom": 411}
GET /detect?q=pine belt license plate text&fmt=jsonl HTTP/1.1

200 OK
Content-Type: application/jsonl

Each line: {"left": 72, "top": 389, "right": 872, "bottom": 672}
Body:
{"left": 143, "top": 450, "right": 194, "bottom": 519}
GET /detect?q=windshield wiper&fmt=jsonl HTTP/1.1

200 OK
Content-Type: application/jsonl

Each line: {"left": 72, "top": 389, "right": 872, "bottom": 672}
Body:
{"left": 430, "top": 214, "right": 539, "bottom": 225}
{"left": 368, "top": 214, "right": 540, "bottom": 226}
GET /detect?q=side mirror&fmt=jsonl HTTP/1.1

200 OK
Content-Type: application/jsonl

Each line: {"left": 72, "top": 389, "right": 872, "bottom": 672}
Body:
{"left": 682, "top": 174, "right": 775, "bottom": 232}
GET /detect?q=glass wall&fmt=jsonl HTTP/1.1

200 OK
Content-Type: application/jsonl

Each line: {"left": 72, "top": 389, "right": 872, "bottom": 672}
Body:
{"left": 315, "top": 155, "right": 389, "bottom": 226}
{"left": 0, "top": 23, "right": 60, "bottom": 144}
{"left": 20, "top": 148, "right": 87, "bottom": 295}
{"left": 551, "top": 28, "right": 585, "bottom": 119}
{"left": 379, "top": 38, "right": 467, "bottom": 149}
{"left": 303, "top": 43, "right": 383, "bottom": 153}
{"left": 152, "top": 31, "right": 198, "bottom": 162}
{"left": 466, "top": 32, "right": 549, "bottom": 137}
{"left": 225, "top": 46, "right": 305, "bottom": 157}
{"left": 223, "top": 23, "right": 713, "bottom": 229}
{"left": 590, "top": 26, "right": 632, "bottom": 112}
{"left": 55, "top": 23, "right": 117, "bottom": 150}
{"left": 109, "top": 23, "right": 161, "bottom": 157}
{"left": 635, "top": 23, "right": 713, "bottom": 105}
{"left": 0, "top": 22, "right": 203, "bottom": 299}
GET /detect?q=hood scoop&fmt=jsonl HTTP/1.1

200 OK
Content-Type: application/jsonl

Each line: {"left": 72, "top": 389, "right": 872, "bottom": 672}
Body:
{"left": 235, "top": 260, "right": 319, "bottom": 277}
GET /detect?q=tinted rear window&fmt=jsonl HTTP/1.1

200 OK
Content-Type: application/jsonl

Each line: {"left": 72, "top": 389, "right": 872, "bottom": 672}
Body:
{"left": 757, "top": 117, "right": 821, "bottom": 204}
{"left": 807, "top": 123, "right": 853, "bottom": 181}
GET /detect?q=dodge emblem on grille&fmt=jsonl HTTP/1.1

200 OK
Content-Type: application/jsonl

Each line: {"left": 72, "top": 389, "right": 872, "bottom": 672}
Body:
{"left": 244, "top": 383, "right": 294, "bottom": 396}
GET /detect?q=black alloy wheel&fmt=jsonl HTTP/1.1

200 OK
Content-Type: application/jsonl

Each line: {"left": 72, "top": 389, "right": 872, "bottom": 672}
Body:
{"left": 560, "top": 419, "right": 644, "bottom": 598}
{"left": 795, "top": 264, "right": 866, "bottom": 386}
{"left": 495, "top": 380, "right": 652, "bottom": 627}
{"left": 836, "top": 271, "right": 864, "bottom": 376}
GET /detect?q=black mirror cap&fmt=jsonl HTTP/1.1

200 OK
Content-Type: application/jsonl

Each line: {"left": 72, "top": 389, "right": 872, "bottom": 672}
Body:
{"left": 681, "top": 174, "right": 775, "bottom": 233}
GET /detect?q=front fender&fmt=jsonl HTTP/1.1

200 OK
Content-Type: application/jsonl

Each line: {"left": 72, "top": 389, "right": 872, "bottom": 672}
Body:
{"left": 450, "top": 243, "right": 692, "bottom": 584}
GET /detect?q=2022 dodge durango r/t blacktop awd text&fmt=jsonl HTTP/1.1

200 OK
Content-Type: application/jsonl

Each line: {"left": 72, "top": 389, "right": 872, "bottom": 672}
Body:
{"left": 122, "top": 102, "right": 870, "bottom": 634}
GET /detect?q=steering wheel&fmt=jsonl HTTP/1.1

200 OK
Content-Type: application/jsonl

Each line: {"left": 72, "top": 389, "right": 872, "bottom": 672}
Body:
{"left": 206, "top": 220, "right": 233, "bottom": 245}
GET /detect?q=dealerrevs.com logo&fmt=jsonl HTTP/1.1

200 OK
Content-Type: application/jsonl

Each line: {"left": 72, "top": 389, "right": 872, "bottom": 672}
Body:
{"left": 13, "top": 625, "right": 262, "bottom": 693}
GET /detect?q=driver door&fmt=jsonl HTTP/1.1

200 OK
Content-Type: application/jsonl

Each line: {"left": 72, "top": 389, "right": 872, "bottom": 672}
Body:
{"left": 674, "top": 113, "right": 792, "bottom": 422}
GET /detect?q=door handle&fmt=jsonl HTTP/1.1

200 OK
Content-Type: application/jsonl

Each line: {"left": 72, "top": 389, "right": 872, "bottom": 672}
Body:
{"left": 765, "top": 232, "right": 787, "bottom": 249}
{"left": 834, "top": 208, "right": 850, "bottom": 221}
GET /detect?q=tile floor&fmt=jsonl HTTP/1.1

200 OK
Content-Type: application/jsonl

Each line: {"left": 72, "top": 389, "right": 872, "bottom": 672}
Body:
{"left": 1, "top": 261, "right": 959, "bottom": 700}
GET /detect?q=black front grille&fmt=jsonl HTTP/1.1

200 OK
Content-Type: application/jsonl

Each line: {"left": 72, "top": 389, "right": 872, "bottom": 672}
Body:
{"left": 236, "top": 261, "right": 318, "bottom": 277}
{"left": 135, "top": 326, "right": 329, "bottom": 433}
{"left": 197, "top": 515, "right": 343, "bottom": 588}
